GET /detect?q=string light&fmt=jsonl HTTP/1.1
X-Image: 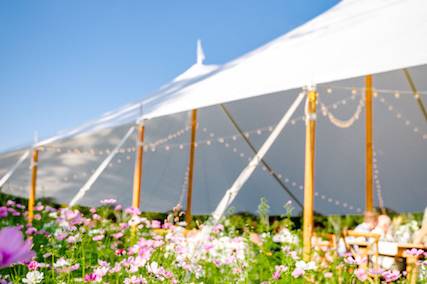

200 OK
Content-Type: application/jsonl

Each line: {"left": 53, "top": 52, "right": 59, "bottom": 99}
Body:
{"left": 19, "top": 85, "right": 423, "bottom": 212}
{"left": 375, "top": 92, "right": 426, "bottom": 141}
{"left": 213, "top": 125, "right": 362, "bottom": 212}
{"left": 373, "top": 148, "right": 385, "bottom": 211}
{"left": 319, "top": 94, "right": 364, "bottom": 128}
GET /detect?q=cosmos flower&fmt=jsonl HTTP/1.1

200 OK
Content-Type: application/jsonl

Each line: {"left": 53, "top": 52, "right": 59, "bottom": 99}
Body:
{"left": 84, "top": 273, "right": 100, "bottom": 282}
{"left": 22, "top": 271, "right": 43, "bottom": 284}
{"left": 354, "top": 268, "right": 368, "bottom": 282}
{"left": 382, "top": 270, "right": 400, "bottom": 282}
{"left": 0, "top": 227, "right": 35, "bottom": 268}
{"left": 27, "top": 261, "right": 39, "bottom": 271}
{"left": 100, "top": 198, "right": 117, "bottom": 205}
{"left": 405, "top": 248, "right": 424, "bottom": 256}
{"left": 0, "top": 207, "right": 8, "bottom": 218}
{"left": 273, "top": 265, "right": 288, "bottom": 280}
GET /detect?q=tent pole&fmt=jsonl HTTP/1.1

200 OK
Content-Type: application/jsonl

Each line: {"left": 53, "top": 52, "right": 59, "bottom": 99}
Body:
{"left": 303, "top": 88, "right": 317, "bottom": 261}
{"left": 402, "top": 68, "right": 427, "bottom": 122}
{"left": 69, "top": 126, "right": 135, "bottom": 206}
{"left": 365, "top": 75, "right": 374, "bottom": 212}
{"left": 0, "top": 150, "right": 30, "bottom": 190}
{"left": 193, "top": 92, "right": 305, "bottom": 254}
{"left": 132, "top": 123, "right": 145, "bottom": 210}
{"left": 131, "top": 123, "right": 145, "bottom": 239}
{"left": 28, "top": 148, "right": 39, "bottom": 224}
{"left": 185, "top": 109, "right": 198, "bottom": 227}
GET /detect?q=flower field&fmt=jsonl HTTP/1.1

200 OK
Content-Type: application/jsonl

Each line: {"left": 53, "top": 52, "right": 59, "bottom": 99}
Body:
{"left": 0, "top": 197, "right": 425, "bottom": 283}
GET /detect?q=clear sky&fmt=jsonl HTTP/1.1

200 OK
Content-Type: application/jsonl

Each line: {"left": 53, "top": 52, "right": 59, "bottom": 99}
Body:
{"left": 0, "top": 0, "right": 338, "bottom": 151}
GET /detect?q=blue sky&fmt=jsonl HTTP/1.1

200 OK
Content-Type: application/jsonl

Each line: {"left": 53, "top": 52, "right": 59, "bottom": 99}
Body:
{"left": 0, "top": 0, "right": 338, "bottom": 151}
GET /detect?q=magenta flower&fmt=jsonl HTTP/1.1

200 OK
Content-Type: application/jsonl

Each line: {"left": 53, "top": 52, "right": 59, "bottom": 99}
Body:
{"left": 0, "top": 207, "right": 8, "bottom": 218}
{"left": 0, "top": 227, "right": 35, "bottom": 268}
{"left": 27, "top": 260, "right": 39, "bottom": 271}
{"left": 84, "top": 273, "right": 100, "bottom": 282}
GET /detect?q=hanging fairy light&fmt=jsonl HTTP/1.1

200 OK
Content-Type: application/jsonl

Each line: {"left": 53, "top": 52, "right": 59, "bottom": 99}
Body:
{"left": 319, "top": 94, "right": 364, "bottom": 128}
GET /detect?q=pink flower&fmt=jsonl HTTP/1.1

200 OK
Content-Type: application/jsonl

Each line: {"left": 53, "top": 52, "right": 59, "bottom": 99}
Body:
{"left": 291, "top": 267, "right": 304, "bottom": 278}
{"left": 35, "top": 204, "right": 44, "bottom": 211}
{"left": 55, "top": 232, "right": 68, "bottom": 241}
{"left": 382, "top": 270, "right": 400, "bottom": 282}
{"left": 212, "top": 224, "right": 224, "bottom": 234}
{"left": 354, "top": 268, "right": 368, "bottom": 282}
{"left": 0, "top": 227, "right": 35, "bottom": 268}
{"left": 273, "top": 265, "right": 288, "bottom": 280}
{"left": 0, "top": 207, "right": 8, "bottom": 218}
{"left": 151, "top": 220, "right": 161, "bottom": 229}
{"left": 115, "top": 249, "right": 126, "bottom": 256}
{"left": 25, "top": 227, "right": 37, "bottom": 236}
{"left": 324, "top": 272, "right": 333, "bottom": 278}
{"left": 114, "top": 204, "right": 122, "bottom": 211}
{"left": 344, "top": 254, "right": 366, "bottom": 265}
{"left": 125, "top": 207, "right": 141, "bottom": 216}
{"left": 16, "top": 204, "right": 25, "bottom": 209}
{"left": 162, "top": 222, "right": 173, "bottom": 229}
{"left": 113, "top": 232, "right": 124, "bottom": 239}
{"left": 204, "top": 243, "right": 214, "bottom": 251}
{"left": 120, "top": 223, "right": 129, "bottom": 230}
{"left": 92, "top": 214, "right": 101, "bottom": 221}
{"left": 405, "top": 248, "right": 424, "bottom": 257}
{"left": 124, "top": 276, "right": 147, "bottom": 284}
{"left": 92, "top": 235, "right": 104, "bottom": 241}
{"left": 84, "top": 273, "right": 100, "bottom": 282}
{"left": 27, "top": 260, "right": 39, "bottom": 270}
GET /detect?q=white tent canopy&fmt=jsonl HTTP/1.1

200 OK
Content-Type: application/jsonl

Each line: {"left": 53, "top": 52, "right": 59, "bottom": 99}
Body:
{"left": 140, "top": 0, "right": 427, "bottom": 120}
{"left": 0, "top": 0, "right": 426, "bottom": 216}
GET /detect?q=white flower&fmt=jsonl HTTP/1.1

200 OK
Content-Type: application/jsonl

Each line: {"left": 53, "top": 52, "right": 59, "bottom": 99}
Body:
{"left": 147, "top": 261, "right": 159, "bottom": 275}
{"left": 22, "top": 271, "right": 44, "bottom": 284}
{"left": 100, "top": 198, "right": 117, "bottom": 205}
{"left": 272, "top": 228, "right": 299, "bottom": 244}
{"left": 54, "top": 257, "right": 70, "bottom": 268}
{"left": 295, "top": 260, "right": 316, "bottom": 271}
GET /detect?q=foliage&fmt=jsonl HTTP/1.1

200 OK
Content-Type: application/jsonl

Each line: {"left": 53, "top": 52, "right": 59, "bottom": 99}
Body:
{"left": 0, "top": 194, "right": 425, "bottom": 283}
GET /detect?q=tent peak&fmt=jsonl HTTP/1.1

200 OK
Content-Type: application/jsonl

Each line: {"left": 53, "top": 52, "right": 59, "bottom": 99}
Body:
{"left": 196, "top": 39, "right": 205, "bottom": 65}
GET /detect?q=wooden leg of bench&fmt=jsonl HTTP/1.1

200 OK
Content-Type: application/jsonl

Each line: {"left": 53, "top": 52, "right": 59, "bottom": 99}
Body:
{"left": 406, "top": 256, "right": 418, "bottom": 284}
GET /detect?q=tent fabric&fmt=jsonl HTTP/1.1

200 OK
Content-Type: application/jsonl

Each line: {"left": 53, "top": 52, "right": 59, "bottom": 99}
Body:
{"left": 35, "top": 61, "right": 219, "bottom": 148}
{"left": 1, "top": 66, "right": 426, "bottom": 215}
{"left": 140, "top": 0, "right": 427, "bottom": 120}
{"left": 29, "top": 0, "right": 427, "bottom": 143}
{"left": 0, "top": 0, "right": 426, "bottom": 216}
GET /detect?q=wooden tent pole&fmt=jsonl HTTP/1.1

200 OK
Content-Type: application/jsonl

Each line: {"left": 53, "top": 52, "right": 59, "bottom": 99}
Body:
{"left": 365, "top": 75, "right": 374, "bottom": 212}
{"left": 28, "top": 148, "right": 39, "bottom": 223}
{"left": 303, "top": 89, "right": 317, "bottom": 261}
{"left": 185, "top": 109, "right": 198, "bottom": 227}
{"left": 132, "top": 123, "right": 145, "bottom": 209}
